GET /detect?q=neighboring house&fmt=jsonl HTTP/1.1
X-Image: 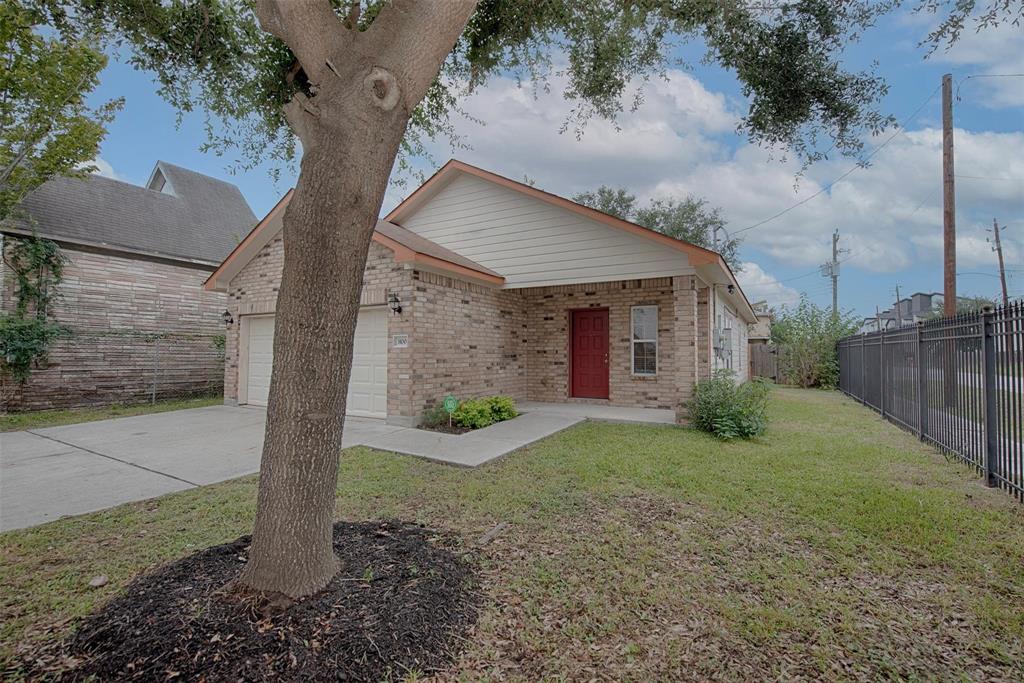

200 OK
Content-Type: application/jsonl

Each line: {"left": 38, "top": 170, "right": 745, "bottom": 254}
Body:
{"left": 748, "top": 301, "right": 772, "bottom": 344}
{"left": 859, "top": 292, "right": 944, "bottom": 333}
{"left": 1, "top": 162, "right": 257, "bottom": 410}
{"left": 205, "top": 160, "right": 756, "bottom": 425}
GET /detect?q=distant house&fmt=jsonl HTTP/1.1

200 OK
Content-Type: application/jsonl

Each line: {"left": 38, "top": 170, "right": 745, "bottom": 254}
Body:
{"left": 1, "top": 162, "right": 256, "bottom": 410}
{"left": 748, "top": 301, "right": 772, "bottom": 345}
{"left": 859, "top": 292, "right": 944, "bottom": 333}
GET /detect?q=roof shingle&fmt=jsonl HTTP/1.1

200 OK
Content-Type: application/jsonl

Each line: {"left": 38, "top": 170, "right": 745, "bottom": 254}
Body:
{"left": 4, "top": 162, "right": 257, "bottom": 265}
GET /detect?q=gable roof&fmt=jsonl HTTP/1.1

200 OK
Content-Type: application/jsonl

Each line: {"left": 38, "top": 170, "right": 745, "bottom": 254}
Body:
{"left": 386, "top": 159, "right": 756, "bottom": 322}
{"left": 203, "top": 191, "right": 504, "bottom": 291}
{"left": 386, "top": 160, "right": 724, "bottom": 266}
{"left": 204, "top": 159, "right": 756, "bottom": 322}
{"left": 4, "top": 161, "right": 257, "bottom": 266}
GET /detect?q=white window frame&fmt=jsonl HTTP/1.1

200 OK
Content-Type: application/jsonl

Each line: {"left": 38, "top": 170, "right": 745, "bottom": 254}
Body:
{"left": 630, "top": 305, "right": 658, "bottom": 376}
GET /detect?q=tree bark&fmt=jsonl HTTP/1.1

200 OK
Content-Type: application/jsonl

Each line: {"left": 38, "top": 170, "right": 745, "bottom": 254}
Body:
{"left": 237, "top": 0, "right": 477, "bottom": 599}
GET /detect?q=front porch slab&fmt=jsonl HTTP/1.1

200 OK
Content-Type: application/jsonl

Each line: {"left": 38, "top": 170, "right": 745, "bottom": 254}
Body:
{"left": 517, "top": 401, "right": 676, "bottom": 425}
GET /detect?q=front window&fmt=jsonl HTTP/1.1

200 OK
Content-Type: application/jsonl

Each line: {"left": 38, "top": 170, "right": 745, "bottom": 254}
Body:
{"left": 631, "top": 305, "right": 658, "bottom": 375}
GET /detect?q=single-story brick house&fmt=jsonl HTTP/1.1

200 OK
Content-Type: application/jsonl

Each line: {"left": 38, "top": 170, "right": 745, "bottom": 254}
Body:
{"left": 1, "top": 162, "right": 256, "bottom": 410}
{"left": 205, "top": 160, "right": 755, "bottom": 425}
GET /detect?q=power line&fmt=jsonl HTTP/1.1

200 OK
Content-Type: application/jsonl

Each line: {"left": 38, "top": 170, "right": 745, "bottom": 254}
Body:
{"left": 955, "top": 174, "right": 1024, "bottom": 181}
{"left": 732, "top": 84, "right": 942, "bottom": 236}
{"left": 955, "top": 73, "right": 1024, "bottom": 100}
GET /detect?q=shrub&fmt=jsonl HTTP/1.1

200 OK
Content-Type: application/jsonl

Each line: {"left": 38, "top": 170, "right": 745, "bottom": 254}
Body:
{"left": 420, "top": 403, "right": 450, "bottom": 429}
{"left": 452, "top": 398, "right": 495, "bottom": 429}
{"left": 687, "top": 370, "right": 770, "bottom": 440}
{"left": 770, "top": 295, "right": 859, "bottom": 388}
{"left": 451, "top": 395, "right": 519, "bottom": 430}
{"left": 488, "top": 395, "right": 517, "bottom": 422}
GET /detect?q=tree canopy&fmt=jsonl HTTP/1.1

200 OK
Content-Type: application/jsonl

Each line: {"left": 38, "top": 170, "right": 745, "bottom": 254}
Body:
{"left": 573, "top": 186, "right": 742, "bottom": 270}
{"left": 0, "top": 0, "right": 121, "bottom": 222}
{"left": 48, "top": 0, "right": 961, "bottom": 176}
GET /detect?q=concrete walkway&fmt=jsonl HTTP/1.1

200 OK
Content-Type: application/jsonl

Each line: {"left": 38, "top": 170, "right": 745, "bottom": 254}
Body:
{"left": 1, "top": 401, "right": 674, "bottom": 532}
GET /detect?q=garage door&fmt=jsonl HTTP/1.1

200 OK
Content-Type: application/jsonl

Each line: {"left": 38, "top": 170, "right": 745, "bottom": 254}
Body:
{"left": 244, "top": 308, "right": 388, "bottom": 418}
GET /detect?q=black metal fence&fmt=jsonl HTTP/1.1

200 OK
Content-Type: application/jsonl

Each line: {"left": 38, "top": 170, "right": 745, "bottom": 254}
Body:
{"left": 837, "top": 302, "right": 1024, "bottom": 501}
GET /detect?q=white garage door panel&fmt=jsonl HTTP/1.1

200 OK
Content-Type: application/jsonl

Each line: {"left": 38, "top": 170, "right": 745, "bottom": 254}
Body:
{"left": 244, "top": 308, "right": 388, "bottom": 418}
{"left": 246, "top": 316, "right": 275, "bottom": 407}
{"left": 347, "top": 307, "right": 388, "bottom": 418}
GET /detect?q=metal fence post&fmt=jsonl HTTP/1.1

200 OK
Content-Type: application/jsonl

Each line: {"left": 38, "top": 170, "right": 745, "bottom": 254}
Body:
{"left": 879, "top": 327, "right": 886, "bottom": 418}
{"left": 982, "top": 306, "right": 998, "bottom": 487}
{"left": 917, "top": 321, "right": 927, "bottom": 440}
{"left": 860, "top": 334, "right": 866, "bottom": 404}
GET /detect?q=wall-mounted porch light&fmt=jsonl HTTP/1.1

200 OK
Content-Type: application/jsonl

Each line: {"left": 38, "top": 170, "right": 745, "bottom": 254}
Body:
{"left": 388, "top": 292, "right": 402, "bottom": 315}
{"left": 221, "top": 310, "right": 234, "bottom": 325}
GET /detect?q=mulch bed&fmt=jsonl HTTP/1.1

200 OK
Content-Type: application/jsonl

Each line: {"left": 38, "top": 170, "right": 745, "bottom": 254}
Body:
{"left": 34, "top": 521, "right": 479, "bottom": 682}
{"left": 418, "top": 423, "right": 472, "bottom": 435}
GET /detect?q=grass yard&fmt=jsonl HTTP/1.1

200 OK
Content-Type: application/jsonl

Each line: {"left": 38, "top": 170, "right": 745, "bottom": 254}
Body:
{"left": 2, "top": 388, "right": 1023, "bottom": 680}
{"left": 0, "top": 396, "right": 222, "bottom": 432}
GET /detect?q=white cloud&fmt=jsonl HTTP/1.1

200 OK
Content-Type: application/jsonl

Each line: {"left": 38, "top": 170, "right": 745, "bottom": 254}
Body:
{"left": 736, "top": 262, "right": 801, "bottom": 308}
{"left": 422, "top": 69, "right": 737, "bottom": 200}
{"left": 412, "top": 67, "right": 1023, "bottom": 278}
{"left": 81, "top": 157, "right": 124, "bottom": 181}
{"left": 678, "top": 128, "right": 1024, "bottom": 272}
{"left": 934, "top": 23, "right": 1024, "bottom": 108}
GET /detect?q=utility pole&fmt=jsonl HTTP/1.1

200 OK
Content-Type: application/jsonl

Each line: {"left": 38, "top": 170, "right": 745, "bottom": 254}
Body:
{"left": 876, "top": 305, "right": 882, "bottom": 332}
{"left": 894, "top": 283, "right": 902, "bottom": 328}
{"left": 942, "top": 73, "right": 957, "bottom": 317}
{"left": 989, "top": 218, "right": 1009, "bottom": 308}
{"left": 820, "top": 229, "right": 844, "bottom": 320}
{"left": 831, "top": 229, "right": 839, "bottom": 317}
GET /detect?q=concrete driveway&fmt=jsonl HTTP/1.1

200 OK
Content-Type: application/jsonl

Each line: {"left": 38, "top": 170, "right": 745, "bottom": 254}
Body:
{"left": 1, "top": 401, "right": 672, "bottom": 533}
{"left": 0, "top": 405, "right": 407, "bottom": 532}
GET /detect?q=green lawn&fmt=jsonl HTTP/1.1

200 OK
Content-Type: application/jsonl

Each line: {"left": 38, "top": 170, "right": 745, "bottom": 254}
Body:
{"left": 0, "top": 396, "right": 222, "bottom": 432}
{"left": 2, "top": 389, "right": 1022, "bottom": 680}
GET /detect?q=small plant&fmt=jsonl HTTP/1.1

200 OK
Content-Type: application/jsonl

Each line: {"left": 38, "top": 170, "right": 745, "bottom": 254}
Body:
{"left": 453, "top": 395, "right": 518, "bottom": 429}
{"left": 419, "top": 404, "right": 450, "bottom": 430}
{"left": 688, "top": 370, "right": 770, "bottom": 440}
{"left": 421, "top": 395, "right": 519, "bottom": 431}
{"left": 452, "top": 397, "right": 497, "bottom": 429}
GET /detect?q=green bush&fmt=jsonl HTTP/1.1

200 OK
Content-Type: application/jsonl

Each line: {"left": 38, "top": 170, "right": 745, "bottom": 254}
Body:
{"left": 488, "top": 395, "right": 517, "bottom": 422}
{"left": 770, "top": 295, "right": 859, "bottom": 388}
{"left": 450, "top": 395, "right": 519, "bottom": 430}
{"left": 687, "top": 370, "right": 770, "bottom": 440}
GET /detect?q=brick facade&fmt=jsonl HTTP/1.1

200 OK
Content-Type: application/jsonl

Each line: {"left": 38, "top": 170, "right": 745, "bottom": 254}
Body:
{"left": 1, "top": 239, "right": 226, "bottom": 411}
{"left": 400, "top": 271, "right": 526, "bottom": 418}
{"left": 520, "top": 278, "right": 681, "bottom": 409}
{"left": 224, "top": 233, "right": 715, "bottom": 424}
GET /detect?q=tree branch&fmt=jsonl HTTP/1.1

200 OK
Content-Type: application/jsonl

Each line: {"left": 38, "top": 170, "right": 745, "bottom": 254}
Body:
{"left": 253, "top": 0, "right": 349, "bottom": 86}
{"left": 361, "top": 0, "right": 478, "bottom": 112}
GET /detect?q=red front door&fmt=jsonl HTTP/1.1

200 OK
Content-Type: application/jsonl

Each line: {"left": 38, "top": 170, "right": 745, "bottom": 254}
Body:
{"left": 571, "top": 309, "right": 609, "bottom": 399}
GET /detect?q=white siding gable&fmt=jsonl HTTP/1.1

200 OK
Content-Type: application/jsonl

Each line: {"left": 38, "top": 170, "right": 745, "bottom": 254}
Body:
{"left": 399, "top": 173, "right": 693, "bottom": 288}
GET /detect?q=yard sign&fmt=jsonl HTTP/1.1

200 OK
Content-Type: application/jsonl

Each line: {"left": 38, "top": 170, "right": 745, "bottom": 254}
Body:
{"left": 443, "top": 394, "right": 458, "bottom": 428}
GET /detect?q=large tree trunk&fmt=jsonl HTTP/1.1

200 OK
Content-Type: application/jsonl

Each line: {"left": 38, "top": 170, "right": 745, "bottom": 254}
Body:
{"left": 237, "top": 0, "right": 477, "bottom": 599}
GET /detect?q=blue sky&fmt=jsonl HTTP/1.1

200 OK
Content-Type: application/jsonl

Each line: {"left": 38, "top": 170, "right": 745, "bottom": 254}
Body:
{"left": 86, "top": 8, "right": 1023, "bottom": 318}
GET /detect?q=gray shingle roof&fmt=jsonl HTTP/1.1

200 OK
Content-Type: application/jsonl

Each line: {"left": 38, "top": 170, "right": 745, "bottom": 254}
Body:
{"left": 374, "top": 220, "right": 501, "bottom": 277}
{"left": 5, "top": 162, "right": 257, "bottom": 265}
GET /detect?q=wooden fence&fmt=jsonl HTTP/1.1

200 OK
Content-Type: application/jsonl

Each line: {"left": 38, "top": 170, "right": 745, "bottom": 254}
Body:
{"left": 749, "top": 344, "right": 778, "bottom": 381}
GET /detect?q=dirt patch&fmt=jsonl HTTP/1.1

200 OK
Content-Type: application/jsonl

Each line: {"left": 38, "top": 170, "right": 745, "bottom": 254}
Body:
{"left": 21, "top": 521, "right": 478, "bottom": 682}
